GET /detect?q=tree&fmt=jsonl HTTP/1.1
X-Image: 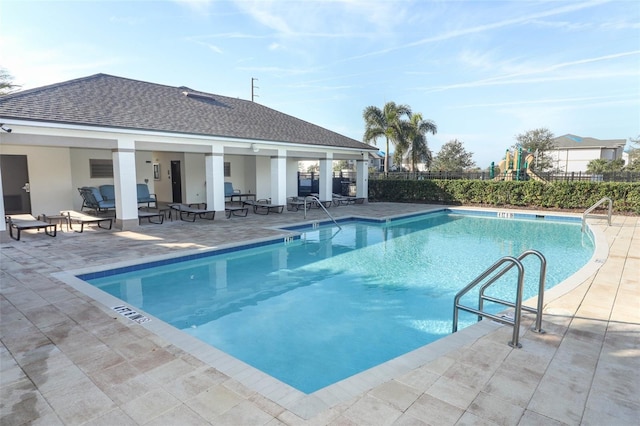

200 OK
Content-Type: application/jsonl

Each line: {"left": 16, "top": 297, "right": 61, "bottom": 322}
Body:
{"left": 363, "top": 102, "right": 411, "bottom": 173}
{"left": 432, "top": 139, "right": 476, "bottom": 172}
{"left": 396, "top": 112, "right": 437, "bottom": 171}
{"left": 586, "top": 159, "right": 625, "bottom": 174}
{"left": 512, "top": 128, "right": 555, "bottom": 172}
{"left": 625, "top": 135, "right": 640, "bottom": 172}
{"left": 333, "top": 160, "right": 350, "bottom": 172}
{"left": 0, "top": 68, "right": 20, "bottom": 96}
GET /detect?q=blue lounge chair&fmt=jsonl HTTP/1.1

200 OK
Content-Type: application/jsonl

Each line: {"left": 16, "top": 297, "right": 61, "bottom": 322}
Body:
{"left": 137, "top": 184, "right": 157, "bottom": 208}
{"left": 78, "top": 187, "right": 115, "bottom": 214}
{"left": 224, "top": 182, "right": 240, "bottom": 201}
{"left": 99, "top": 185, "right": 115, "bottom": 204}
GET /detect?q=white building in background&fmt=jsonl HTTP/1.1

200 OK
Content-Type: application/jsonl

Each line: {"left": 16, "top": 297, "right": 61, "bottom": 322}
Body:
{"left": 550, "top": 134, "right": 626, "bottom": 172}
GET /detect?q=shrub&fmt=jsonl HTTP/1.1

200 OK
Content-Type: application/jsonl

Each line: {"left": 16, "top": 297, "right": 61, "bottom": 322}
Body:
{"left": 368, "top": 180, "right": 640, "bottom": 214}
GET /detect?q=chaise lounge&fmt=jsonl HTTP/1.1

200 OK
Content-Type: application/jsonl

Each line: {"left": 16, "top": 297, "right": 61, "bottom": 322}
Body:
{"left": 332, "top": 194, "right": 365, "bottom": 206}
{"left": 5, "top": 214, "right": 57, "bottom": 241}
{"left": 168, "top": 203, "right": 216, "bottom": 221}
{"left": 59, "top": 210, "right": 113, "bottom": 233}
{"left": 243, "top": 200, "right": 284, "bottom": 215}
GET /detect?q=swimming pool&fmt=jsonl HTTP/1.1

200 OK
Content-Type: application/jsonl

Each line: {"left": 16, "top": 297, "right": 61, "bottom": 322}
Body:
{"left": 81, "top": 210, "right": 594, "bottom": 393}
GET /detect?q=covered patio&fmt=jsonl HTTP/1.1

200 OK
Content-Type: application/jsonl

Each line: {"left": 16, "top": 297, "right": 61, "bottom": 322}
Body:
{"left": 0, "top": 74, "right": 375, "bottom": 232}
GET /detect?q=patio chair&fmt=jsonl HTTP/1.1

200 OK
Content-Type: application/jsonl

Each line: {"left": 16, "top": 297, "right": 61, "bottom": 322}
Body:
{"left": 332, "top": 194, "right": 365, "bottom": 206}
{"left": 5, "top": 214, "right": 57, "bottom": 241}
{"left": 59, "top": 210, "right": 113, "bottom": 233}
{"left": 225, "top": 205, "right": 249, "bottom": 218}
{"left": 99, "top": 185, "right": 115, "bottom": 204}
{"left": 243, "top": 199, "right": 284, "bottom": 215}
{"left": 287, "top": 196, "right": 312, "bottom": 211}
{"left": 137, "top": 184, "right": 157, "bottom": 208}
{"left": 225, "top": 182, "right": 240, "bottom": 198}
{"left": 78, "top": 187, "right": 115, "bottom": 214}
{"left": 168, "top": 203, "right": 216, "bottom": 221}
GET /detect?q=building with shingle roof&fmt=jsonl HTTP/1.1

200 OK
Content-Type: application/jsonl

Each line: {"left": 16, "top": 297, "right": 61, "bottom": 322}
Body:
{"left": 0, "top": 74, "right": 375, "bottom": 231}
{"left": 550, "top": 134, "right": 626, "bottom": 172}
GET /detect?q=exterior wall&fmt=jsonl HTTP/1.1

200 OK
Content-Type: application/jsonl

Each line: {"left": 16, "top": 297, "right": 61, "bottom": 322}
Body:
{"left": 286, "top": 159, "right": 299, "bottom": 197}
{"left": 550, "top": 148, "right": 601, "bottom": 172}
{"left": 135, "top": 151, "right": 155, "bottom": 193}
{"left": 225, "top": 154, "right": 248, "bottom": 193}
{"left": 152, "top": 152, "right": 184, "bottom": 203}
{"left": 243, "top": 156, "right": 257, "bottom": 194}
{"left": 3, "top": 144, "right": 75, "bottom": 214}
{"left": 549, "top": 144, "right": 625, "bottom": 173}
{"left": 184, "top": 153, "right": 206, "bottom": 205}
{"left": 255, "top": 156, "right": 271, "bottom": 200}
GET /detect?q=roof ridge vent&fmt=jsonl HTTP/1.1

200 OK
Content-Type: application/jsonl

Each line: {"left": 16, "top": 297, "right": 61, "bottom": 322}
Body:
{"left": 182, "top": 91, "right": 216, "bottom": 101}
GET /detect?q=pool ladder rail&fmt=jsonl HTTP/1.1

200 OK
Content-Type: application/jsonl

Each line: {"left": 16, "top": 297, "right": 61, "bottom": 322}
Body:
{"left": 452, "top": 250, "right": 547, "bottom": 349}
{"left": 303, "top": 195, "right": 342, "bottom": 230}
{"left": 581, "top": 196, "right": 612, "bottom": 232}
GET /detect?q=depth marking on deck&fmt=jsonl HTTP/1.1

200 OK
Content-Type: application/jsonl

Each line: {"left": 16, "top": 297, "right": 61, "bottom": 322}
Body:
{"left": 112, "top": 305, "right": 150, "bottom": 324}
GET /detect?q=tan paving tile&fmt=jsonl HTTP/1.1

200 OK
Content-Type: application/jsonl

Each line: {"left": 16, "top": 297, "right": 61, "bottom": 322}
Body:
{"left": 185, "top": 383, "right": 245, "bottom": 420}
{"left": 0, "top": 391, "right": 59, "bottom": 426}
{"left": 403, "top": 393, "right": 464, "bottom": 426}
{"left": 144, "top": 404, "right": 210, "bottom": 426}
{"left": 466, "top": 391, "right": 525, "bottom": 425}
{"left": 42, "top": 377, "right": 115, "bottom": 425}
{"left": 340, "top": 394, "right": 403, "bottom": 425}
{"left": 368, "top": 379, "right": 423, "bottom": 411}
{"left": 119, "top": 388, "right": 181, "bottom": 424}
{"left": 82, "top": 408, "right": 137, "bottom": 426}
{"left": 212, "top": 399, "right": 275, "bottom": 425}
{"left": 425, "top": 376, "right": 478, "bottom": 411}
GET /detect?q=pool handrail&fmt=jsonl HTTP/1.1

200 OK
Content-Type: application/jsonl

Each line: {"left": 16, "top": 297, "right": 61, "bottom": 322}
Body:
{"left": 452, "top": 249, "right": 547, "bottom": 348}
{"left": 478, "top": 250, "right": 547, "bottom": 334}
{"left": 304, "top": 195, "right": 342, "bottom": 230}
{"left": 582, "top": 197, "right": 612, "bottom": 232}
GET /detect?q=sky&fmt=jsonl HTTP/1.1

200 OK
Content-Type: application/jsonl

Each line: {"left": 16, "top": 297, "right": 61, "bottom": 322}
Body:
{"left": 1, "top": 0, "right": 639, "bottom": 168}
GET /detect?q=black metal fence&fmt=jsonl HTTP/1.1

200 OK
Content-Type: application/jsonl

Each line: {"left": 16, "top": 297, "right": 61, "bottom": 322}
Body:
{"left": 297, "top": 172, "right": 357, "bottom": 196}
{"left": 369, "top": 171, "right": 640, "bottom": 182}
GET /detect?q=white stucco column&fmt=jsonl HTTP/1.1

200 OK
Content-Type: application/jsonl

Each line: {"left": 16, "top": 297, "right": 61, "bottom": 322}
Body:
{"left": 319, "top": 153, "right": 333, "bottom": 202}
{"left": 205, "top": 147, "right": 225, "bottom": 212}
{"left": 113, "top": 139, "right": 139, "bottom": 230}
{"left": 356, "top": 155, "right": 369, "bottom": 200}
{"left": 270, "top": 149, "right": 287, "bottom": 206}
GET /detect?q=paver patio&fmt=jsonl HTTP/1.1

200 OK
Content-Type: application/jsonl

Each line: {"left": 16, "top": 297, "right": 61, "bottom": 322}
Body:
{"left": 1, "top": 203, "right": 638, "bottom": 425}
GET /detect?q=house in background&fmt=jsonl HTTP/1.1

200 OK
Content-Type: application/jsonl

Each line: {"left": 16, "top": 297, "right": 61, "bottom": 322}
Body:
{"left": 0, "top": 74, "right": 376, "bottom": 231}
{"left": 550, "top": 134, "right": 626, "bottom": 172}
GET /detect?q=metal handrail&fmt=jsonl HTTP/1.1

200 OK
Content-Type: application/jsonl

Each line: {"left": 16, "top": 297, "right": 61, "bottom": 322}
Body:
{"left": 453, "top": 256, "right": 525, "bottom": 348}
{"left": 452, "top": 250, "right": 547, "bottom": 348}
{"left": 304, "top": 195, "right": 342, "bottom": 229}
{"left": 582, "top": 197, "right": 612, "bottom": 232}
{"left": 478, "top": 250, "right": 546, "bottom": 334}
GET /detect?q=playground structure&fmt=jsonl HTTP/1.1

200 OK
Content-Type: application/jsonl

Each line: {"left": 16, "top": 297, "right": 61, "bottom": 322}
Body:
{"left": 491, "top": 148, "right": 545, "bottom": 182}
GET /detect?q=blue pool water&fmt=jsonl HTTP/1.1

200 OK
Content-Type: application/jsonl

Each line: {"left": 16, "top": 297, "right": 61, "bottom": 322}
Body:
{"left": 84, "top": 210, "right": 594, "bottom": 393}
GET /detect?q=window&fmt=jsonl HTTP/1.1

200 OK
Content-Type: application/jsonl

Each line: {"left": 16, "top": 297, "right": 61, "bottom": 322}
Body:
{"left": 224, "top": 162, "right": 231, "bottom": 177}
{"left": 90, "top": 159, "right": 113, "bottom": 178}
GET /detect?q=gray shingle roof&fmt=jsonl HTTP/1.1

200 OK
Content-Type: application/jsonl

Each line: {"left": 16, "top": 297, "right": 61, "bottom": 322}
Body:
{"left": 553, "top": 134, "right": 626, "bottom": 149}
{"left": 0, "top": 73, "right": 374, "bottom": 150}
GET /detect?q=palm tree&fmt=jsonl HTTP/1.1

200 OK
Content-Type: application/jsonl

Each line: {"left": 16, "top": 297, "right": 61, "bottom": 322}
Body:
{"left": 363, "top": 102, "right": 411, "bottom": 172}
{"left": 398, "top": 113, "right": 437, "bottom": 171}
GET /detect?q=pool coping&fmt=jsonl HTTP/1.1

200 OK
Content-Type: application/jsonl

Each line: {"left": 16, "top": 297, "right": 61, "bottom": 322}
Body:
{"left": 51, "top": 206, "right": 608, "bottom": 420}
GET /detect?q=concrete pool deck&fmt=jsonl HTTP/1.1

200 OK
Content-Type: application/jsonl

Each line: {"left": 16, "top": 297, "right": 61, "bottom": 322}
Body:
{"left": 1, "top": 203, "right": 638, "bottom": 425}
